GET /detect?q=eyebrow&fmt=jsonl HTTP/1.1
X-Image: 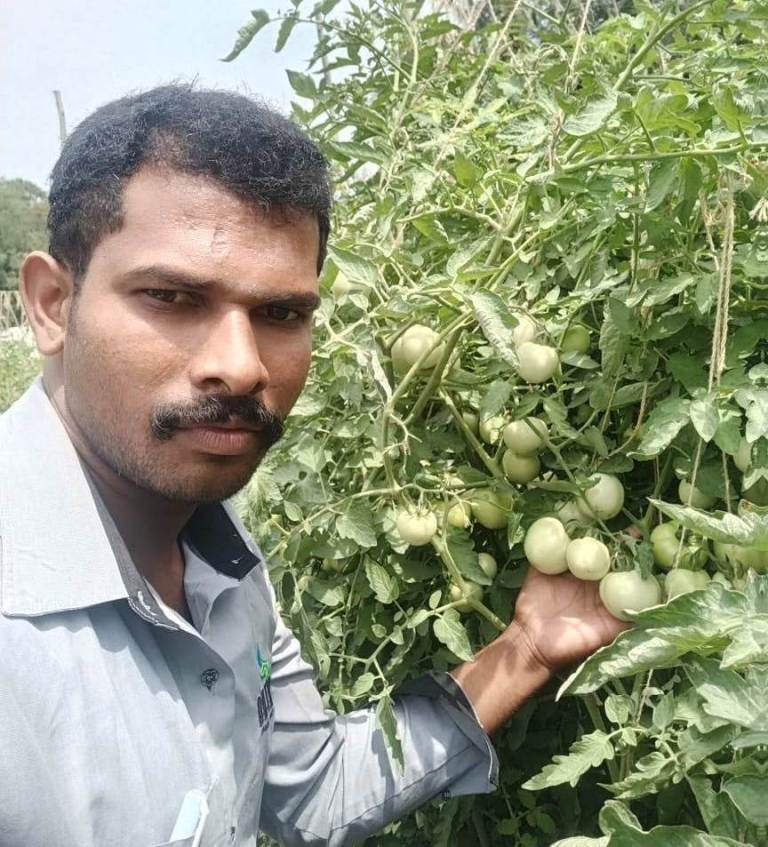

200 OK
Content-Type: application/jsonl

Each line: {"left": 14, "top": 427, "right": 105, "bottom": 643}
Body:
{"left": 118, "top": 265, "right": 322, "bottom": 310}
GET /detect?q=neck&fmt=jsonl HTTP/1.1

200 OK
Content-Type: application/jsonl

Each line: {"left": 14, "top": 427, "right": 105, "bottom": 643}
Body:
{"left": 43, "top": 370, "right": 195, "bottom": 599}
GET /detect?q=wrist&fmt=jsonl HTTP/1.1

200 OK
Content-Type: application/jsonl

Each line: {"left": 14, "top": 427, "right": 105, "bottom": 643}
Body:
{"left": 505, "top": 619, "right": 555, "bottom": 678}
{"left": 451, "top": 622, "right": 552, "bottom": 735}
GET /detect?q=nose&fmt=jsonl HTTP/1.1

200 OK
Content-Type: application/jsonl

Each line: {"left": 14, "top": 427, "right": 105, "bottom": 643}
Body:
{"left": 189, "top": 308, "right": 269, "bottom": 396}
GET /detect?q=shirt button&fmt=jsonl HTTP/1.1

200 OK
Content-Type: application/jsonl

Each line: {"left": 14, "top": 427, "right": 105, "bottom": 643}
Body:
{"left": 200, "top": 668, "right": 220, "bottom": 690}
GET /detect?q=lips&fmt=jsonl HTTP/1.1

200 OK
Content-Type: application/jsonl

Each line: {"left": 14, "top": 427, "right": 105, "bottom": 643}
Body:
{"left": 177, "top": 422, "right": 260, "bottom": 455}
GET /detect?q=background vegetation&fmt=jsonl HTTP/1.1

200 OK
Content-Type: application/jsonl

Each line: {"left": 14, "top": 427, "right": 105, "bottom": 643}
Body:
{"left": 0, "top": 178, "right": 48, "bottom": 290}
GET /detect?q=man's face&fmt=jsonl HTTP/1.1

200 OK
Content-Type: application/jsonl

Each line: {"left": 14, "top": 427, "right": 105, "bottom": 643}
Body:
{"left": 61, "top": 168, "right": 320, "bottom": 503}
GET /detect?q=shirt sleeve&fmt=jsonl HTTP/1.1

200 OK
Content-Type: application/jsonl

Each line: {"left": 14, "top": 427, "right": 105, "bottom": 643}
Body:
{"left": 259, "top": 613, "right": 499, "bottom": 847}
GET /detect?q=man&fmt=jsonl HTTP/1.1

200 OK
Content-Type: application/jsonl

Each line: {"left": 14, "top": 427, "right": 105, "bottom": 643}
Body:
{"left": 0, "top": 85, "right": 625, "bottom": 846}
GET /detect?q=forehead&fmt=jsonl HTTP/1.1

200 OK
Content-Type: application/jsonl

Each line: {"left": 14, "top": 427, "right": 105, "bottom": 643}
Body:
{"left": 84, "top": 167, "right": 320, "bottom": 287}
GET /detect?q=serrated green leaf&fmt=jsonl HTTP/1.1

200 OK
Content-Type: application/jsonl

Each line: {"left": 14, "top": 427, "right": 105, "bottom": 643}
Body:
{"left": 713, "top": 85, "right": 750, "bottom": 132}
{"left": 443, "top": 530, "right": 493, "bottom": 586}
{"left": 633, "top": 397, "right": 691, "bottom": 458}
{"left": 469, "top": 291, "right": 518, "bottom": 368}
{"left": 559, "top": 583, "right": 754, "bottom": 696}
{"left": 350, "top": 672, "right": 375, "bottom": 698}
{"left": 562, "top": 92, "right": 618, "bottom": 137}
{"left": 453, "top": 151, "right": 478, "bottom": 187}
{"left": 365, "top": 560, "right": 399, "bottom": 604}
{"left": 645, "top": 159, "right": 678, "bottom": 211}
{"left": 433, "top": 613, "right": 474, "bottom": 661}
{"left": 222, "top": 9, "right": 271, "bottom": 61}
{"left": 376, "top": 693, "right": 404, "bottom": 767}
{"left": 599, "top": 307, "right": 630, "bottom": 377}
{"left": 287, "top": 69, "right": 317, "bottom": 99}
{"left": 275, "top": 15, "right": 298, "bottom": 52}
{"left": 328, "top": 246, "right": 378, "bottom": 288}
{"left": 627, "top": 273, "right": 695, "bottom": 308}
{"left": 310, "top": 628, "right": 331, "bottom": 678}
{"left": 690, "top": 396, "right": 719, "bottom": 442}
{"left": 608, "top": 751, "right": 676, "bottom": 800}
{"left": 668, "top": 353, "right": 708, "bottom": 394}
{"left": 542, "top": 396, "right": 580, "bottom": 440}
{"left": 336, "top": 500, "right": 377, "bottom": 548}
{"left": 479, "top": 379, "right": 511, "bottom": 419}
{"left": 307, "top": 578, "right": 346, "bottom": 607}
{"left": 689, "top": 657, "right": 768, "bottom": 732}
{"left": 599, "top": 799, "right": 743, "bottom": 845}
{"left": 523, "top": 730, "right": 614, "bottom": 790}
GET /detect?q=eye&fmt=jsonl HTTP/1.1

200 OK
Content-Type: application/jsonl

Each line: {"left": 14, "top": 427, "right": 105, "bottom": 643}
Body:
{"left": 143, "top": 289, "right": 196, "bottom": 306}
{"left": 265, "top": 304, "right": 303, "bottom": 322}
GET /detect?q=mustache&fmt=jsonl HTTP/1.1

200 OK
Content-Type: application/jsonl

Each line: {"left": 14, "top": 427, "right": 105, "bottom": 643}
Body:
{"left": 151, "top": 394, "right": 284, "bottom": 446}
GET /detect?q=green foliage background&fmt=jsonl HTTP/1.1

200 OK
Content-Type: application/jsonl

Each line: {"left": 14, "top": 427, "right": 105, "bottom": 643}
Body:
{"left": 0, "top": 179, "right": 48, "bottom": 290}
{"left": 229, "top": 1, "right": 768, "bottom": 844}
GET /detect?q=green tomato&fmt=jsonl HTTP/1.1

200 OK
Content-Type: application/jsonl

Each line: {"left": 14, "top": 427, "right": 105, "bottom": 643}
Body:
{"left": 650, "top": 522, "right": 709, "bottom": 570}
{"left": 524, "top": 517, "right": 570, "bottom": 575}
{"left": 462, "top": 412, "right": 479, "bottom": 434}
{"left": 478, "top": 414, "right": 506, "bottom": 445}
{"left": 556, "top": 500, "right": 591, "bottom": 528}
{"left": 516, "top": 342, "right": 559, "bottom": 384}
{"left": 576, "top": 474, "right": 625, "bottom": 521}
{"left": 566, "top": 537, "right": 611, "bottom": 581}
{"left": 678, "top": 479, "right": 716, "bottom": 509}
{"left": 502, "top": 450, "right": 540, "bottom": 484}
{"left": 321, "top": 557, "right": 348, "bottom": 574}
{"left": 331, "top": 272, "right": 367, "bottom": 300}
{"left": 391, "top": 324, "right": 444, "bottom": 373}
{"left": 715, "top": 542, "right": 768, "bottom": 574}
{"left": 502, "top": 417, "right": 548, "bottom": 455}
{"left": 561, "top": 324, "right": 590, "bottom": 355}
{"left": 396, "top": 509, "right": 438, "bottom": 546}
{"left": 665, "top": 569, "right": 711, "bottom": 600}
{"left": 511, "top": 314, "right": 537, "bottom": 347}
{"left": 470, "top": 491, "right": 510, "bottom": 530}
{"left": 449, "top": 581, "right": 483, "bottom": 613}
{"left": 599, "top": 571, "right": 662, "bottom": 622}
{"left": 478, "top": 552, "right": 498, "bottom": 580}
{"left": 446, "top": 501, "right": 472, "bottom": 529}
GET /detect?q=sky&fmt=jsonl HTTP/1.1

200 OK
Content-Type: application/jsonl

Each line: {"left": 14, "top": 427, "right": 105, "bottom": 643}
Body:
{"left": 0, "top": 0, "right": 317, "bottom": 189}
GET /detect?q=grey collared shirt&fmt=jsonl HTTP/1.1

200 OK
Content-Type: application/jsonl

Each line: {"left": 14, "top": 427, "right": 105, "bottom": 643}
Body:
{"left": 0, "top": 379, "right": 497, "bottom": 847}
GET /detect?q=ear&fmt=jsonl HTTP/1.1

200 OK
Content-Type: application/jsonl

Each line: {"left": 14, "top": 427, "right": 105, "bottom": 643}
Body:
{"left": 19, "top": 252, "right": 75, "bottom": 356}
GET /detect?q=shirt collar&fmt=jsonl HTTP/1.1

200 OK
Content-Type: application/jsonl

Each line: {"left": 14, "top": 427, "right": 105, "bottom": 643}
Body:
{"left": 0, "top": 377, "right": 263, "bottom": 622}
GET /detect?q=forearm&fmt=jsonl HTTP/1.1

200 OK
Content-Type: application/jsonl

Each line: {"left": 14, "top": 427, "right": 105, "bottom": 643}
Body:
{"left": 449, "top": 621, "right": 552, "bottom": 735}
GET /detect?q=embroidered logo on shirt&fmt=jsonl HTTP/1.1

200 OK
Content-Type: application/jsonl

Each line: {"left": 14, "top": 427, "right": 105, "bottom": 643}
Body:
{"left": 255, "top": 647, "right": 274, "bottom": 731}
{"left": 256, "top": 646, "right": 271, "bottom": 681}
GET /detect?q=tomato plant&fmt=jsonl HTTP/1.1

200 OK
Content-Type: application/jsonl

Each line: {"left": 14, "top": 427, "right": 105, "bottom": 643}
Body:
{"left": 227, "top": 1, "right": 768, "bottom": 843}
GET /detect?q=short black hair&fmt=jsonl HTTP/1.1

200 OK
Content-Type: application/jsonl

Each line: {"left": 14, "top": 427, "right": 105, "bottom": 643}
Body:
{"left": 48, "top": 83, "right": 332, "bottom": 282}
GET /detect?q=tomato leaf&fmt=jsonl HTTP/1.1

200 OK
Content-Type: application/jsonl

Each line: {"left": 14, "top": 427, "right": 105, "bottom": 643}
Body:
{"left": 221, "top": 9, "right": 271, "bottom": 61}
{"left": 690, "top": 396, "right": 719, "bottom": 442}
{"left": 433, "top": 612, "right": 474, "bottom": 661}
{"left": 375, "top": 693, "right": 404, "bottom": 768}
{"left": 365, "top": 560, "right": 399, "bottom": 604}
{"left": 469, "top": 291, "right": 519, "bottom": 368}
{"left": 328, "top": 246, "right": 378, "bottom": 288}
{"left": 632, "top": 397, "right": 691, "bottom": 459}
{"left": 336, "top": 500, "right": 378, "bottom": 548}
{"left": 562, "top": 92, "right": 618, "bottom": 137}
{"left": 523, "top": 730, "right": 615, "bottom": 790}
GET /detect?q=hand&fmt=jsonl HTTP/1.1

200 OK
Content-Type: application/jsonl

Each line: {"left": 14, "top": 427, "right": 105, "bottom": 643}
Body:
{"left": 511, "top": 568, "right": 629, "bottom": 674}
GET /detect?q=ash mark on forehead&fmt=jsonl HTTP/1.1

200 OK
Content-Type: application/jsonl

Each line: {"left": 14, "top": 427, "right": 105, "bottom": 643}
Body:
{"left": 210, "top": 225, "right": 231, "bottom": 256}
